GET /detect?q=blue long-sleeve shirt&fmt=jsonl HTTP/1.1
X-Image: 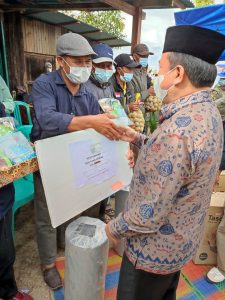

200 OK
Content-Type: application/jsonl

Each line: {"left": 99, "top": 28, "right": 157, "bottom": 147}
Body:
{"left": 31, "top": 70, "right": 100, "bottom": 141}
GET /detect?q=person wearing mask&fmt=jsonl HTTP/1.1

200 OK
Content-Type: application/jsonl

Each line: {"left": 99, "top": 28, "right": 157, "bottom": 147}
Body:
{"left": 110, "top": 54, "right": 141, "bottom": 113}
{"left": 85, "top": 43, "right": 114, "bottom": 99}
{"left": 0, "top": 103, "right": 33, "bottom": 300}
{"left": 130, "top": 43, "right": 154, "bottom": 102}
{"left": 31, "top": 32, "right": 123, "bottom": 290}
{"left": 45, "top": 62, "right": 53, "bottom": 73}
{"left": 207, "top": 74, "right": 225, "bottom": 284}
{"left": 105, "top": 25, "right": 225, "bottom": 300}
{"left": 0, "top": 75, "right": 15, "bottom": 114}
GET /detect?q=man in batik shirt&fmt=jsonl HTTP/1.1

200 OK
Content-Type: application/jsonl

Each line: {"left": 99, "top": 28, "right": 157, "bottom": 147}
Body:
{"left": 106, "top": 25, "right": 225, "bottom": 300}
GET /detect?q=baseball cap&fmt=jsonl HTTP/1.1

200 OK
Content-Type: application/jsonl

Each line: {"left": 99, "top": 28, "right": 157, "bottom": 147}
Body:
{"left": 132, "top": 43, "right": 154, "bottom": 56}
{"left": 56, "top": 32, "right": 96, "bottom": 56}
{"left": 92, "top": 43, "right": 114, "bottom": 63}
{"left": 114, "top": 54, "right": 141, "bottom": 68}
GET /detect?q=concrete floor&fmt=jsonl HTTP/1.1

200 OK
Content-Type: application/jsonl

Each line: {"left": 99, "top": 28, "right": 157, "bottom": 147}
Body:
{"left": 14, "top": 202, "right": 64, "bottom": 299}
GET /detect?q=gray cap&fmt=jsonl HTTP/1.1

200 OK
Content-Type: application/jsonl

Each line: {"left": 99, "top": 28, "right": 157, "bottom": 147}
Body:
{"left": 56, "top": 32, "right": 96, "bottom": 56}
{"left": 132, "top": 43, "right": 154, "bottom": 56}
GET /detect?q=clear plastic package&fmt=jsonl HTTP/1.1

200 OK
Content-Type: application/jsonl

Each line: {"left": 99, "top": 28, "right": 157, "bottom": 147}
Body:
{"left": 0, "top": 117, "right": 16, "bottom": 136}
{"left": 0, "top": 131, "right": 36, "bottom": 165}
{"left": 99, "top": 98, "right": 133, "bottom": 126}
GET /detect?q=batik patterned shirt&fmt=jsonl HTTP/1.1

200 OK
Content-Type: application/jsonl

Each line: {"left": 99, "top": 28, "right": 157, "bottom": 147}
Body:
{"left": 109, "top": 90, "right": 223, "bottom": 274}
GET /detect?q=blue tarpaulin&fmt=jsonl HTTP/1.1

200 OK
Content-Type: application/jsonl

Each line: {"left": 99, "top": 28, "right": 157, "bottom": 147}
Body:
{"left": 175, "top": 4, "right": 225, "bottom": 60}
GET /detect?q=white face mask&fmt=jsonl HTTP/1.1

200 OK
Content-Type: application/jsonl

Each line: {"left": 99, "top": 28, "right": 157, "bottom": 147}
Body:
{"left": 153, "top": 68, "right": 176, "bottom": 101}
{"left": 62, "top": 58, "right": 91, "bottom": 84}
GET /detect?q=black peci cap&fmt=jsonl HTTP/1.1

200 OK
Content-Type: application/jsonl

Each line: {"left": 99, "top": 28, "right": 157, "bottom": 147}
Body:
{"left": 163, "top": 25, "right": 225, "bottom": 65}
{"left": 114, "top": 54, "right": 141, "bottom": 68}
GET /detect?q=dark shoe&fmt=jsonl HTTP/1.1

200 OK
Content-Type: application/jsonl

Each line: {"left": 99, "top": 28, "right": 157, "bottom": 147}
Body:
{"left": 10, "top": 291, "right": 33, "bottom": 300}
{"left": 43, "top": 266, "right": 62, "bottom": 290}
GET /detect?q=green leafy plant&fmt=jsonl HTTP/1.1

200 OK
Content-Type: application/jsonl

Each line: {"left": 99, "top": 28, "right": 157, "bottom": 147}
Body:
{"left": 195, "top": 0, "right": 214, "bottom": 7}
{"left": 63, "top": 10, "right": 126, "bottom": 39}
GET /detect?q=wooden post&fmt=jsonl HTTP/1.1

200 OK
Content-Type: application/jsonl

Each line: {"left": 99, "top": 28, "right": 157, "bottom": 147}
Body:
{"left": 4, "top": 12, "right": 25, "bottom": 90}
{"left": 131, "top": 7, "right": 143, "bottom": 51}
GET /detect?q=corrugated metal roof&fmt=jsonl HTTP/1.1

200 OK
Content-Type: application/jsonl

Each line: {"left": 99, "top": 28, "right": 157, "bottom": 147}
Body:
{"left": 26, "top": 11, "right": 131, "bottom": 47}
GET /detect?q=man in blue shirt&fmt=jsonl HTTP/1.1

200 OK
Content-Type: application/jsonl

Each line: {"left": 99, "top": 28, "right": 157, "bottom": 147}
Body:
{"left": 31, "top": 32, "right": 123, "bottom": 290}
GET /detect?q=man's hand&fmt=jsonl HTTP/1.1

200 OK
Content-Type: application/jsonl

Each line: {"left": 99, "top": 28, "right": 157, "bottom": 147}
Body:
{"left": 127, "top": 146, "right": 135, "bottom": 168}
{"left": 214, "top": 169, "right": 222, "bottom": 188}
{"left": 149, "top": 86, "right": 156, "bottom": 96}
{"left": 117, "top": 126, "right": 138, "bottom": 143}
{"left": 91, "top": 114, "right": 124, "bottom": 140}
{"left": 128, "top": 103, "right": 139, "bottom": 112}
{"left": 105, "top": 223, "right": 120, "bottom": 245}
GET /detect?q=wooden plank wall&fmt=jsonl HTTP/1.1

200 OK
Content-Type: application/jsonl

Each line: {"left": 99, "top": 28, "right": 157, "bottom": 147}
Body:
{"left": 22, "top": 17, "right": 62, "bottom": 56}
{"left": 4, "top": 12, "right": 65, "bottom": 90}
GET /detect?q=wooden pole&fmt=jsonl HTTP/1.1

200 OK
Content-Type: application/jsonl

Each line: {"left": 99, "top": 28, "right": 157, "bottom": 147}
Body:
{"left": 131, "top": 7, "right": 143, "bottom": 51}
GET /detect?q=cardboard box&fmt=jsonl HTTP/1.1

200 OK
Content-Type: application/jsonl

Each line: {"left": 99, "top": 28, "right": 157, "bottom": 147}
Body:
{"left": 193, "top": 192, "right": 225, "bottom": 265}
{"left": 214, "top": 171, "right": 225, "bottom": 192}
{"left": 0, "top": 157, "right": 39, "bottom": 188}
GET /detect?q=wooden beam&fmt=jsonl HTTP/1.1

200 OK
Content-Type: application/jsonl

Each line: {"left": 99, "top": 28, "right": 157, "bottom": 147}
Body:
{"left": 4, "top": 12, "right": 25, "bottom": 90}
{"left": 172, "top": 0, "right": 186, "bottom": 9}
{"left": 131, "top": 7, "right": 142, "bottom": 51}
{"left": 0, "top": 3, "right": 110, "bottom": 11}
{"left": 100, "top": 0, "right": 136, "bottom": 15}
{"left": 136, "top": 0, "right": 173, "bottom": 7}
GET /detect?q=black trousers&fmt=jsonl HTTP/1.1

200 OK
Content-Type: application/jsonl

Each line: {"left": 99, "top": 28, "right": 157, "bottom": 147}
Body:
{"left": 0, "top": 209, "right": 17, "bottom": 299}
{"left": 117, "top": 254, "right": 180, "bottom": 300}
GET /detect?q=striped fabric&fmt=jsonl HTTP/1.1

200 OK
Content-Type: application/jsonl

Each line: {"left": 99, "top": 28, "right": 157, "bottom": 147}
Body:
{"left": 51, "top": 249, "right": 225, "bottom": 300}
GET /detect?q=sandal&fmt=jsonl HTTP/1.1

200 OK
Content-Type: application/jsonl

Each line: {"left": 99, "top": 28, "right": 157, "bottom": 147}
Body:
{"left": 43, "top": 266, "right": 62, "bottom": 290}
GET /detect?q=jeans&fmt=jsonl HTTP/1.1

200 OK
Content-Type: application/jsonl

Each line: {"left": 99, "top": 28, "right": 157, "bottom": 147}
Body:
{"left": 117, "top": 253, "right": 180, "bottom": 300}
{"left": 0, "top": 210, "right": 17, "bottom": 299}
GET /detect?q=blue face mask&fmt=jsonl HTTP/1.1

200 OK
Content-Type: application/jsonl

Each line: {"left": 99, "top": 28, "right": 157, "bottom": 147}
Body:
{"left": 139, "top": 57, "right": 148, "bottom": 68}
{"left": 120, "top": 73, "right": 133, "bottom": 82}
{"left": 94, "top": 67, "right": 114, "bottom": 83}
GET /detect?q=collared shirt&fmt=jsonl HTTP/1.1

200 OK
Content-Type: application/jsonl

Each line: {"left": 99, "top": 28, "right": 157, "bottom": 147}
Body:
{"left": 0, "top": 75, "right": 15, "bottom": 114}
{"left": 109, "top": 90, "right": 223, "bottom": 274}
{"left": 31, "top": 70, "right": 100, "bottom": 141}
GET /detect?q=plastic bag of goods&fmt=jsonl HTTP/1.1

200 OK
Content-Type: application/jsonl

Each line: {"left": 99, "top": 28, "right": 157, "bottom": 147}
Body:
{"left": 0, "top": 131, "right": 36, "bottom": 164}
{"left": 0, "top": 117, "right": 15, "bottom": 136}
{"left": 145, "top": 96, "right": 161, "bottom": 112}
{"left": 128, "top": 109, "right": 145, "bottom": 132}
{"left": 64, "top": 217, "right": 109, "bottom": 300}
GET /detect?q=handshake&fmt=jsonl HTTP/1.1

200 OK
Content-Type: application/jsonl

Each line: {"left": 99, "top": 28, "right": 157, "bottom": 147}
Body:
{"left": 91, "top": 113, "right": 139, "bottom": 143}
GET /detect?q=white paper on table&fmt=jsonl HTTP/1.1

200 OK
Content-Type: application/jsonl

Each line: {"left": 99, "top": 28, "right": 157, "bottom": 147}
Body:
{"left": 35, "top": 129, "right": 133, "bottom": 228}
